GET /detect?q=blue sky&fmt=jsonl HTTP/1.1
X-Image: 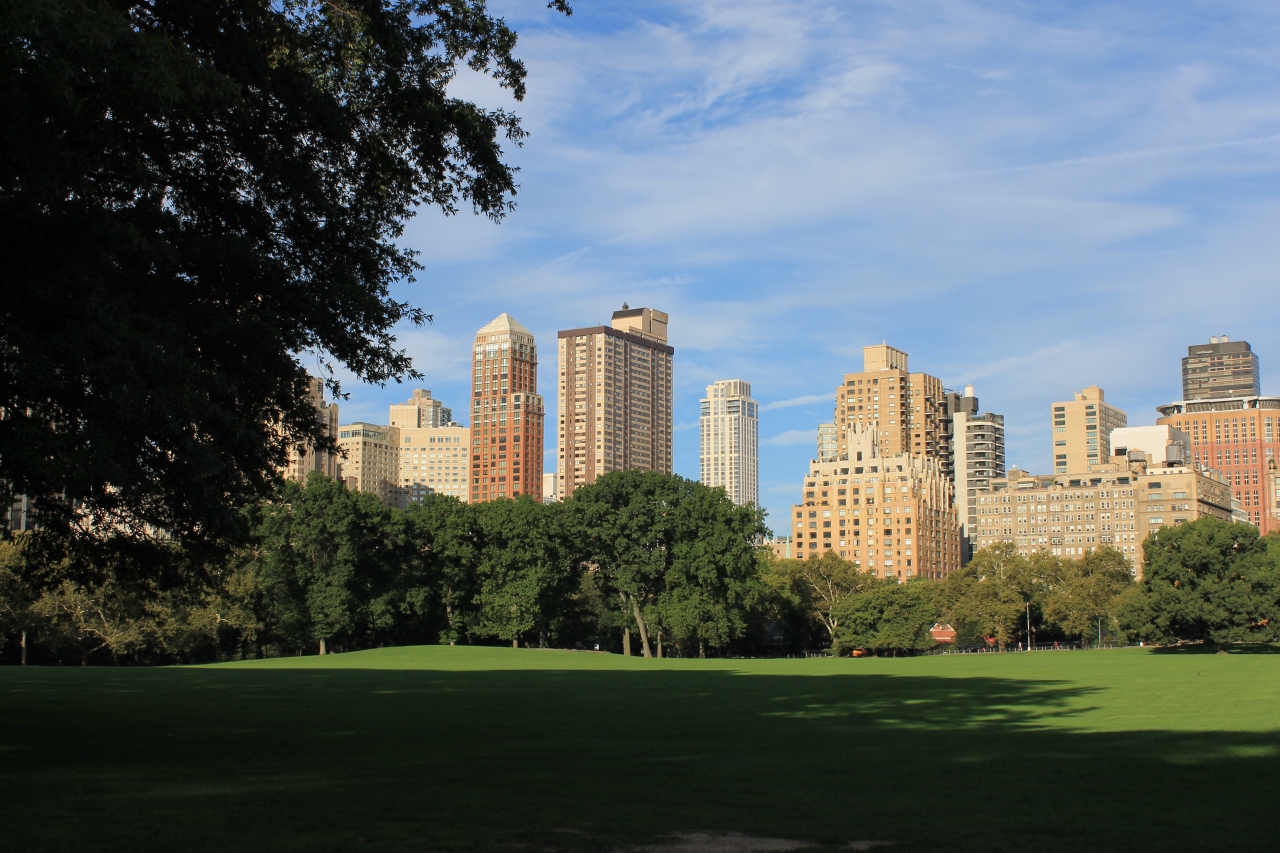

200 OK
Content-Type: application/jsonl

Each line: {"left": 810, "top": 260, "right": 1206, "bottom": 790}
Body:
{"left": 331, "top": 0, "right": 1280, "bottom": 531}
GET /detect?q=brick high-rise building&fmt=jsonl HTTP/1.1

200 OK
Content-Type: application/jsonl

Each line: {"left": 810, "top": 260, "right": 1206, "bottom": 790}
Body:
{"left": 833, "top": 344, "right": 950, "bottom": 476}
{"left": 470, "top": 313, "right": 544, "bottom": 503}
{"left": 699, "top": 379, "right": 759, "bottom": 507}
{"left": 557, "top": 305, "right": 674, "bottom": 499}
{"left": 789, "top": 425, "right": 962, "bottom": 580}
{"left": 1158, "top": 336, "right": 1277, "bottom": 531}
{"left": 1157, "top": 396, "right": 1280, "bottom": 532}
{"left": 1182, "top": 336, "right": 1260, "bottom": 401}
{"left": 1051, "top": 386, "right": 1127, "bottom": 475}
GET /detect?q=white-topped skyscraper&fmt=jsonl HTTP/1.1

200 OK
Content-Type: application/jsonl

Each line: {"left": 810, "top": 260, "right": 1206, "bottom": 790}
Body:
{"left": 699, "top": 380, "right": 759, "bottom": 507}
{"left": 946, "top": 384, "right": 1005, "bottom": 563}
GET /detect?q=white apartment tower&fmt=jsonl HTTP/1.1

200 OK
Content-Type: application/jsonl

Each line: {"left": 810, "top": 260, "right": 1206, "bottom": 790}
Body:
{"left": 699, "top": 380, "right": 759, "bottom": 507}
{"left": 947, "top": 384, "right": 1006, "bottom": 563}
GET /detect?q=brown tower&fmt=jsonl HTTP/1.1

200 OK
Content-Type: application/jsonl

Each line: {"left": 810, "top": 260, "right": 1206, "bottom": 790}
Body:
{"left": 557, "top": 305, "right": 674, "bottom": 499}
{"left": 470, "top": 313, "right": 544, "bottom": 502}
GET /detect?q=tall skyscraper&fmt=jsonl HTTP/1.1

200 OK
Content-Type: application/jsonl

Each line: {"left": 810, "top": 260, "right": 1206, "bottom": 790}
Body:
{"left": 389, "top": 389, "right": 453, "bottom": 429}
{"left": 833, "top": 344, "right": 950, "bottom": 474}
{"left": 1182, "top": 336, "right": 1261, "bottom": 401}
{"left": 1051, "top": 386, "right": 1127, "bottom": 474}
{"left": 1157, "top": 394, "right": 1280, "bottom": 533}
{"left": 557, "top": 305, "right": 674, "bottom": 499}
{"left": 699, "top": 379, "right": 759, "bottom": 507}
{"left": 470, "top": 313, "right": 544, "bottom": 503}
{"left": 947, "top": 384, "right": 1005, "bottom": 563}
{"left": 283, "top": 375, "right": 340, "bottom": 483}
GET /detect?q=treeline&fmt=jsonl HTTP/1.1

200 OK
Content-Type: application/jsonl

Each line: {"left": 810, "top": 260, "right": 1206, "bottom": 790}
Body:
{"left": 772, "top": 514, "right": 1280, "bottom": 653}
{"left": 0, "top": 471, "right": 767, "bottom": 664}
{"left": 2, "top": 473, "right": 1278, "bottom": 664}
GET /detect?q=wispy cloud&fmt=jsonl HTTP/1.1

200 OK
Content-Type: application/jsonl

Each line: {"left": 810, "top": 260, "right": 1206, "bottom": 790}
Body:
{"left": 763, "top": 393, "right": 832, "bottom": 412}
{"left": 340, "top": 0, "right": 1280, "bottom": 525}
{"left": 762, "top": 429, "right": 817, "bottom": 448}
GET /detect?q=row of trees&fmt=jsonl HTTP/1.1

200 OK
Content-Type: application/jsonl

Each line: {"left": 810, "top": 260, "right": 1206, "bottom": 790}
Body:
{"left": 0, "top": 471, "right": 766, "bottom": 664}
{"left": 2, "top": 473, "right": 1278, "bottom": 664}
{"left": 768, "top": 515, "right": 1280, "bottom": 654}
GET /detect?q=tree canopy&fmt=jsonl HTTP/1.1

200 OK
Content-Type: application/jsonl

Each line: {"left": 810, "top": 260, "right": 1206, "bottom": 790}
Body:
{"left": 1118, "top": 517, "right": 1279, "bottom": 646}
{"left": 0, "top": 0, "right": 568, "bottom": 545}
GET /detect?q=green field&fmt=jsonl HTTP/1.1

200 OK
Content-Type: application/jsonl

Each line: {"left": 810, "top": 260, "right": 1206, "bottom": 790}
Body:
{"left": 2, "top": 646, "right": 1278, "bottom": 852}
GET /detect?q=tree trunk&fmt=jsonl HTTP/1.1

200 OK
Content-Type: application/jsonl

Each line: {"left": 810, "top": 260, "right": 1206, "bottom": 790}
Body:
{"left": 620, "top": 593, "right": 653, "bottom": 658}
{"left": 630, "top": 599, "right": 653, "bottom": 658}
{"left": 623, "top": 626, "right": 631, "bottom": 656}
{"left": 319, "top": 638, "right": 327, "bottom": 656}
{"left": 20, "top": 629, "right": 27, "bottom": 666}
{"left": 446, "top": 600, "right": 456, "bottom": 645}
{"left": 698, "top": 638, "right": 706, "bottom": 659}
{"left": 656, "top": 628, "right": 663, "bottom": 659}
{"left": 512, "top": 639, "right": 518, "bottom": 649}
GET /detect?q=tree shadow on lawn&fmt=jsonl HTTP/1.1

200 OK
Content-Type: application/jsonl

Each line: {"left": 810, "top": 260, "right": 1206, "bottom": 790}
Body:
{"left": 1, "top": 666, "right": 1277, "bottom": 853}
{"left": 1150, "top": 642, "right": 1280, "bottom": 654}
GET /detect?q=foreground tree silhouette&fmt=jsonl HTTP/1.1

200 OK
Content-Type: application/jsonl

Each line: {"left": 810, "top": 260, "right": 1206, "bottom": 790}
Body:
{"left": 0, "top": 0, "right": 569, "bottom": 547}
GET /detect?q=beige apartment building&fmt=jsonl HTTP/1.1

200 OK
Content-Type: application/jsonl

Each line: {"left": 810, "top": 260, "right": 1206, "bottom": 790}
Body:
{"left": 470, "top": 314, "right": 545, "bottom": 503}
{"left": 699, "top": 379, "right": 759, "bottom": 507}
{"left": 283, "top": 375, "right": 341, "bottom": 483}
{"left": 337, "top": 422, "right": 402, "bottom": 507}
{"left": 399, "top": 424, "right": 470, "bottom": 503}
{"left": 1051, "top": 386, "right": 1127, "bottom": 475}
{"left": 389, "top": 389, "right": 453, "bottom": 429}
{"left": 972, "top": 453, "right": 1233, "bottom": 577}
{"left": 557, "top": 305, "right": 674, "bottom": 499}
{"left": 790, "top": 426, "right": 962, "bottom": 580}
{"left": 834, "top": 344, "right": 951, "bottom": 476}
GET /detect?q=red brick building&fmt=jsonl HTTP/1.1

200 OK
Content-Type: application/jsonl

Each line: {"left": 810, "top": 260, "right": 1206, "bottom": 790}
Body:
{"left": 1156, "top": 396, "right": 1280, "bottom": 533}
{"left": 470, "top": 314, "right": 544, "bottom": 503}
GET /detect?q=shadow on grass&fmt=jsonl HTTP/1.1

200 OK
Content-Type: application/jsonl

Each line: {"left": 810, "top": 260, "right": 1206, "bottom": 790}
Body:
{"left": 0, "top": 666, "right": 1277, "bottom": 853}
{"left": 1149, "top": 642, "right": 1280, "bottom": 654}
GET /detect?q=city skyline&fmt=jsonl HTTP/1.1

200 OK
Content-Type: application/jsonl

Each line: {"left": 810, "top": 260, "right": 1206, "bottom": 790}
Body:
{"left": 330, "top": 327, "right": 1276, "bottom": 527}
{"left": 316, "top": 0, "right": 1280, "bottom": 529}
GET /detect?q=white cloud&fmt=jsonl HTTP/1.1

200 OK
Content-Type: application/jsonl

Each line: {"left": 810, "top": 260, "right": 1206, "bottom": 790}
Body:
{"left": 333, "top": 0, "right": 1280, "bottom": 525}
{"left": 762, "top": 429, "right": 817, "bottom": 447}
{"left": 762, "top": 393, "right": 833, "bottom": 412}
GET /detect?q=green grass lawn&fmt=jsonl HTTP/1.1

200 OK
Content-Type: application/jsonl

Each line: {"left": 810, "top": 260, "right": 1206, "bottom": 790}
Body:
{"left": 2, "top": 646, "right": 1279, "bottom": 852}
